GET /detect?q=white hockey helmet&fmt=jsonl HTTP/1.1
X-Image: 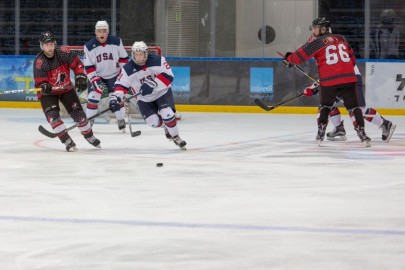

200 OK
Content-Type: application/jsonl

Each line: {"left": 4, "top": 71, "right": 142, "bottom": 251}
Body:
{"left": 131, "top": 41, "right": 149, "bottom": 66}
{"left": 95, "top": 20, "right": 109, "bottom": 32}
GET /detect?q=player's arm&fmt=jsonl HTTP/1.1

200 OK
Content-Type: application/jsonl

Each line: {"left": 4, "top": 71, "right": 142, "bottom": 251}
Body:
{"left": 285, "top": 39, "right": 322, "bottom": 65}
{"left": 32, "top": 57, "right": 52, "bottom": 94}
{"left": 347, "top": 44, "right": 356, "bottom": 66}
{"left": 83, "top": 46, "right": 100, "bottom": 82}
{"left": 117, "top": 39, "right": 130, "bottom": 68}
{"left": 153, "top": 56, "right": 174, "bottom": 91}
{"left": 139, "top": 56, "right": 174, "bottom": 96}
{"left": 63, "top": 51, "right": 87, "bottom": 93}
{"left": 113, "top": 67, "right": 132, "bottom": 96}
{"left": 83, "top": 45, "right": 108, "bottom": 93}
{"left": 33, "top": 58, "right": 48, "bottom": 88}
{"left": 109, "top": 68, "right": 132, "bottom": 112}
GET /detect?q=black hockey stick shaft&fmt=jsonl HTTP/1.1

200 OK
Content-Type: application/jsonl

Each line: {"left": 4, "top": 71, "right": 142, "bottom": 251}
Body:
{"left": 255, "top": 93, "right": 304, "bottom": 111}
{"left": 38, "top": 92, "right": 141, "bottom": 138}
{"left": 126, "top": 110, "right": 142, "bottom": 137}
{"left": 277, "top": 51, "right": 318, "bottom": 83}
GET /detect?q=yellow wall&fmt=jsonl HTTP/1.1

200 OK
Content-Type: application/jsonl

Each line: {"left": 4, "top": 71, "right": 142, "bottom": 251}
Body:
{"left": 1, "top": 101, "right": 404, "bottom": 115}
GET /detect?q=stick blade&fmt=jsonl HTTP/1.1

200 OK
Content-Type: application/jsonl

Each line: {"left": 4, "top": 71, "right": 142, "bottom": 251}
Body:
{"left": 131, "top": 130, "right": 142, "bottom": 137}
{"left": 254, "top": 98, "right": 274, "bottom": 111}
{"left": 38, "top": 125, "right": 58, "bottom": 138}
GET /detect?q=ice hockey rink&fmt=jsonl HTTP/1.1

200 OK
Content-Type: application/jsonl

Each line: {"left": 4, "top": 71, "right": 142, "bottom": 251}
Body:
{"left": 1, "top": 108, "right": 405, "bottom": 270}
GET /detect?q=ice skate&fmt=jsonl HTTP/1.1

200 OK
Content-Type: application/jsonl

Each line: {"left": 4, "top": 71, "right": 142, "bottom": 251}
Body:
{"left": 326, "top": 120, "right": 347, "bottom": 141}
{"left": 381, "top": 118, "right": 396, "bottom": 142}
{"left": 117, "top": 119, "right": 126, "bottom": 133}
{"left": 172, "top": 135, "right": 187, "bottom": 150}
{"left": 316, "top": 123, "right": 327, "bottom": 145}
{"left": 164, "top": 127, "right": 172, "bottom": 140}
{"left": 64, "top": 138, "right": 78, "bottom": 152}
{"left": 355, "top": 126, "right": 371, "bottom": 147}
{"left": 85, "top": 135, "right": 101, "bottom": 149}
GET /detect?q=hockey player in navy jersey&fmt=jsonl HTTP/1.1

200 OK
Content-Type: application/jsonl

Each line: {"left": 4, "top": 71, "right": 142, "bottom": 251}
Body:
{"left": 109, "top": 41, "right": 187, "bottom": 150}
{"left": 83, "top": 20, "right": 129, "bottom": 130}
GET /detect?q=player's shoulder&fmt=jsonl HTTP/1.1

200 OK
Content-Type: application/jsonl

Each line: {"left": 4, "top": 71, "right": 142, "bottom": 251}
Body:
{"left": 34, "top": 52, "right": 47, "bottom": 66}
{"left": 84, "top": 38, "right": 99, "bottom": 52}
{"left": 54, "top": 47, "right": 73, "bottom": 58}
{"left": 59, "top": 46, "right": 73, "bottom": 55}
{"left": 319, "top": 34, "right": 347, "bottom": 45}
{"left": 106, "top": 36, "right": 122, "bottom": 46}
{"left": 146, "top": 54, "right": 163, "bottom": 67}
{"left": 122, "top": 60, "right": 141, "bottom": 75}
{"left": 34, "top": 51, "right": 44, "bottom": 60}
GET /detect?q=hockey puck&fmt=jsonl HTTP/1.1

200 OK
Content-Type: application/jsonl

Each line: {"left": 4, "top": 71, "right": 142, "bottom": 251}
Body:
{"left": 156, "top": 163, "right": 163, "bottom": 167}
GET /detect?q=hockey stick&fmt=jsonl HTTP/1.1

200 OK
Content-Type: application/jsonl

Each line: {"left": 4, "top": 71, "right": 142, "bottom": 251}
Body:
{"left": 0, "top": 85, "right": 74, "bottom": 95}
{"left": 38, "top": 92, "right": 141, "bottom": 138}
{"left": 277, "top": 51, "right": 318, "bottom": 84}
{"left": 255, "top": 93, "right": 305, "bottom": 111}
{"left": 127, "top": 109, "right": 142, "bottom": 137}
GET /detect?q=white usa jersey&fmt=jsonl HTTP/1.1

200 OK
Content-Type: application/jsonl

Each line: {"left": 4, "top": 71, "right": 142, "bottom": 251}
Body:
{"left": 114, "top": 54, "right": 174, "bottom": 103}
{"left": 83, "top": 36, "right": 129, "bottom": 81}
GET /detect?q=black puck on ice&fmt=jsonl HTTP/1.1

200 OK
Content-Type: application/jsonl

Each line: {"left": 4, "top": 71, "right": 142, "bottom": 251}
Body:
{"left": 156, "top": 163, "right": 163, "bottom": 167}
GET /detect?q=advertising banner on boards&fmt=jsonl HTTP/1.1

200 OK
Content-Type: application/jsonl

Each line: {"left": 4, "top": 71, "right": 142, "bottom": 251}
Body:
{"left": 366, "top": 62, "right": 405, "bottom": 108}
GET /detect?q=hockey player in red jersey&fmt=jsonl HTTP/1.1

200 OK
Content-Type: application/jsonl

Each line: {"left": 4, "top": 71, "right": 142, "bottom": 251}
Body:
{"left": 284, "top": 17, "right": 371, "bottom": 146}
{"left": 33, "top": 31, "right": 101, "bottom": 151}
{"left": 303, "top": 65, "right": 396, "bottom": 142}
{"left": 109, "top": 41, "right": 187, "bottom": 150}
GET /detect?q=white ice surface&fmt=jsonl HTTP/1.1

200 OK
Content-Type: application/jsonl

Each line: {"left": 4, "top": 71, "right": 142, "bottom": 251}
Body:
{"left": 1, "top": 108, "right": 405, "bottom": 270}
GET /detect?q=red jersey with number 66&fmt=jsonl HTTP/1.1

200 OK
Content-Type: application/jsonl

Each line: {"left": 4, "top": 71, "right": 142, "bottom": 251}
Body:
{"left": 286, "top": 34, "right": 357, "bottom": 87}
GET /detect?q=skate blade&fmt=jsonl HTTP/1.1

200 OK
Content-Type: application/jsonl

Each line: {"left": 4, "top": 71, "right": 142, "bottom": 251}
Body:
{"left": 175, "top": 142, "right": 187, "bottom": 150}
{"left": 384, "top": 124, "right": 396, "bottom": 143}
{"left": 316, "top": 139, "right": 323, "bottom": 146}
{"left": 363, "top": 140, "right": 371, "bottom": 147}
{"left": 326, "top": 136, "right": 347, "bottom": 141}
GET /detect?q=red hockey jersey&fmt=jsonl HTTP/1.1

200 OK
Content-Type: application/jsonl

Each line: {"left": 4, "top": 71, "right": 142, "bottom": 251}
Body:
{"left": 286, "top": 34, "right": 357, "bottom": 86}
{"left": 33, "top": 47, "right": 84, "bottom": 96}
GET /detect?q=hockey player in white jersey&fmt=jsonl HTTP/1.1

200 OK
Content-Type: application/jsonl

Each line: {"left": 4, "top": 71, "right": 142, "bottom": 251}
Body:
{"left": 109, "top": 41, "right": 187, "bottom": 150}
{"left": 83, "top": 20, "right": 129, "bottom": 130}
{"left": 303, "top": 65, "right": 396, "bottom": 142}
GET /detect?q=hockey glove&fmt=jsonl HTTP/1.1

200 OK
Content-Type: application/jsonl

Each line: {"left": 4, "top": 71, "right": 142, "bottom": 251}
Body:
{"left": 283, "top": 52, "right": 294, "bottom": 68}
{"left": 303, "top": 81, "right": 320, "bottom": 97}
{"left": 140, "top": 77, "right": 158, "bottom": 96}
{"left": 91, "top": 77, "right": 108, "bottom": 93}
{"left": 74, "top": 73, "right": 88, "bottom": 93}
{"left": 40, "top": 82, "right": 53, "bottom": 95}
{"left": 109, "top": 95, "right": 122, "bottom": 112}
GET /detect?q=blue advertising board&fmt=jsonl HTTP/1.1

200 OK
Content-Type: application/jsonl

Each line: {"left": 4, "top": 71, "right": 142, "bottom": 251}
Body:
{"left": 250, "top": 67, "right": 273, "bottom": 101}
{"left": 171, "top": 66, "right": 190, "bottom": 101}
{"left": 0, "top": 56, "right": 38, "bottom": 102}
